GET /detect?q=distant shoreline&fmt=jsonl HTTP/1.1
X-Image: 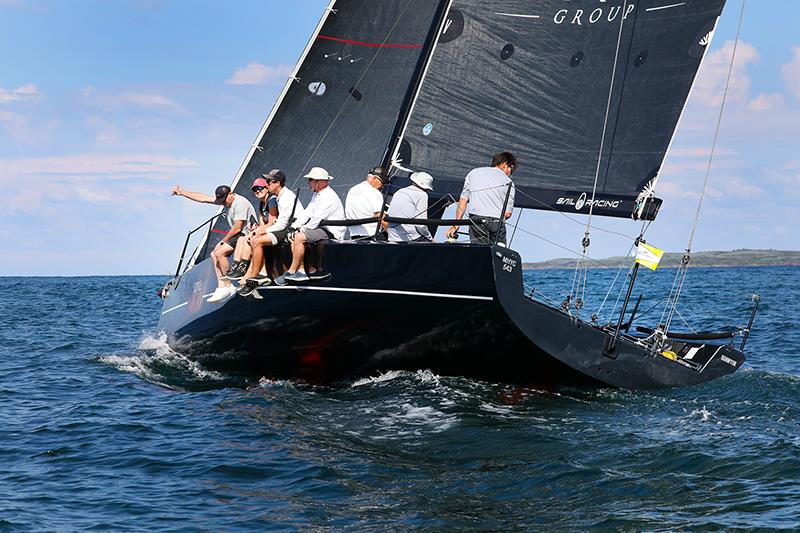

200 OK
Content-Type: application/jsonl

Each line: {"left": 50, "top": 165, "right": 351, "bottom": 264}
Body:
{"left": 523, "top": 249, "right": 800, "bottom": 270}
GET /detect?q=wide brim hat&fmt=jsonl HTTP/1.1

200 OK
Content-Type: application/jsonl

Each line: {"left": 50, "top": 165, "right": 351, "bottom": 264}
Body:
{"left": 304, "top": 167, "right": 333, "bottom": 181}
{"left": 410, "top": 171, "right": 433, "bottom": 191}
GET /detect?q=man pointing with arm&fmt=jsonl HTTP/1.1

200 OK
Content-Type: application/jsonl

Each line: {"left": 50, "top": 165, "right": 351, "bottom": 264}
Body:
{"left": 172, "top": 184, "right": 256, "bottom": 303}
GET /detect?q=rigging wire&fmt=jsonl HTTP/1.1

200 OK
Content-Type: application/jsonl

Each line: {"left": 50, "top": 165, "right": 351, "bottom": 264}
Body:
{"left": 660, "top": 0, "right": 747, "bottom": 334}
{"left": 289, "top": 0, "right": 418, "bottom": 189}
{"left": 569, "top": 0, "right": 630, "bottom": 316}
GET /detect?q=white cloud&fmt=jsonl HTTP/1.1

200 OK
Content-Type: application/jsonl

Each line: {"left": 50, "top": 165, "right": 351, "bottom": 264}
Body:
{"left": 0, "top": 153, "right": 197, "bottom": 183}
{"left": 0, "top": 83, "right": 41, "bottom": 104}
{"left": 747, "top": 93, "right": 784, "bottom": 111}
{"left": 782, "top": 46, "right": 800, "bottom": 102}
{"left": 119, "top": 92, "right": 179, "bottom": 108}
{"left": 225, "top": 62, "right": 291, "bottom": 85}
{"left": 692, "top": 40, "right": 759, "bottom": 107}
{"left": 724, "top": 177, "right": 764, "bottom": 197}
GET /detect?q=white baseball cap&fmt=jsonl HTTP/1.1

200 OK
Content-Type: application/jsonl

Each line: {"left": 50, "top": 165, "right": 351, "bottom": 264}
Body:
{"left": 304, "top": 167, "right": 333, "bottom": 181}
{"left": 410, "top": 171, "right": 433, "bottom": 191}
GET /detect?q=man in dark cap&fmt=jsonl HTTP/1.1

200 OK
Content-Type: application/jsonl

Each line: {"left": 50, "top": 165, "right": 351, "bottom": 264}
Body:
{"left": 344, "top": 166, "right": 389, "bottom": 240}
{"left": 171, "top": 183, "right": 256, "bottom": 303}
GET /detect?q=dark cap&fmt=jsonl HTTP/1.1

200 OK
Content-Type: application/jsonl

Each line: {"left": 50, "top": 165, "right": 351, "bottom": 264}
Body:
{"left": 214, "top": 185, "right": 231, "bottom": 205}
{"left": 368, "top": 166, "right": 389, "bottom": 184}
{"left": 261, "top": 168, "right": 286, "bottom": 185}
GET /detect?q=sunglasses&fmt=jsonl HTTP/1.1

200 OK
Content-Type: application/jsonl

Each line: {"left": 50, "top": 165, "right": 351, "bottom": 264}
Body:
{"left": 251, "top": 186, "right": 266, "bottom": 192}
{"left": 266, "top": 179, "right": 281, "bottom": 184}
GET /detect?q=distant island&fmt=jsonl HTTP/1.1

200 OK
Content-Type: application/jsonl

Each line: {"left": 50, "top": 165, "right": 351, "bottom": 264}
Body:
{"left": 523, "top": 249, "right": 800, "bottom": 270}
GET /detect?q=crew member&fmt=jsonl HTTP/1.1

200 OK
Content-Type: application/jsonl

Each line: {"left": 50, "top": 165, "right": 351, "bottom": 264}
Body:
{"left": 386, "top": 172, "right": 433, "bottom": 243}
{"left": 171, "top": 183, "right": 256, "bottom": 303}
{"left": 445, "top": 151, "right": 517, "bottom": 245}
{"left": 238, "top": 169, "right": 305, "bottom": 297}
{"left": 276, "top": 167, "right": 344, "bottom": 284}
{"left": 345, "top": 166, "right": 389, "bottom": 240}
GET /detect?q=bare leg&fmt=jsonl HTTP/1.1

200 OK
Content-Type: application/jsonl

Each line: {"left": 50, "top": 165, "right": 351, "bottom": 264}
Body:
{"left": 234, "top": 237, "right": 250, "bottom": 262}
{"left": 243, "top": 234, "right": 273, "bottom": 279}
{"left": 289, "top": 232, "right": 307, "bottom": 273}
{"left": 211, "top": 243, "right": 234, "bottom": 288}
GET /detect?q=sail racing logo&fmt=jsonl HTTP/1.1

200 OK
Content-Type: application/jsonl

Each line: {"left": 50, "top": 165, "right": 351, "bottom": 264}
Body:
{"left": 557, "top": 194, "right": 622, "bottom": 211}
{"left": 553, "top": 3, "right": 636, "bottom": 25}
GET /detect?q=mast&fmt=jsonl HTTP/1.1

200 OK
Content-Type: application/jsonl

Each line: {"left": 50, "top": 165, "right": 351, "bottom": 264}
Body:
{"left": 381, "top": 0, "right": 453, "bottom": 172}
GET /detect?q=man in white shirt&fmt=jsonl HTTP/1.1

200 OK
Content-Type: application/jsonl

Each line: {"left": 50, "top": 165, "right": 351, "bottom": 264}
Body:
{"left": 171, "top": 183, "right": 256, "bottom": 303}
{"left": 445, "top": 151, "right": 516, "bottom": 245}
{"left": 238, "top": 169, "right": 305, "bottom": 298}
{"left": 386, "top": 172, "right": 434, "bottom": 242}
{"left": 276, "top": 167, "right": 344, "bottom": 284}
{"left": 345, "top": 166, "right": 388, "bottom": 240}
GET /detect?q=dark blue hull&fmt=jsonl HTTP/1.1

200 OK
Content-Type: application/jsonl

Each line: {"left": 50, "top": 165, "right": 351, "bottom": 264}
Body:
{"left": 158, "top": 243, "right": 745, "bottom": 388}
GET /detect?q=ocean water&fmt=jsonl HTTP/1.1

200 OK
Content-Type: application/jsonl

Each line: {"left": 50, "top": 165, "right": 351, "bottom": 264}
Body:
{"left": 1, "top": 266, "right": 799, "bottom": 531}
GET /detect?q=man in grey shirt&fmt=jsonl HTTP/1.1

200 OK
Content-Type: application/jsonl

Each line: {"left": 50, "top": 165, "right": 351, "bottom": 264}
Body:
{"left": 386, "top": 172, "right": 434, "bottom": 242}
{"left": 172, "top": 183, "right": 256, "bottom": 303}
{"left": 445, "top": 152, "right": 516, "bottom": 245}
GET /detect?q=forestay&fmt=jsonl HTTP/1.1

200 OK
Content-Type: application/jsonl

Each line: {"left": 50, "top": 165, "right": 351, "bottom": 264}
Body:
{"left": 393, "top": 0, "right": 725, "bottom": 220}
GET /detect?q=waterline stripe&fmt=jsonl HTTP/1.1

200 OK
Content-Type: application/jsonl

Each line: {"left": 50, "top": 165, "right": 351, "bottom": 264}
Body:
{"left": 162, "top": 286, "right": 493, "bottom": 315}
{"left": 262, "top": 285, "right": 494, "bottom": 301}
{"left": 494, "top": 12, "right": 540, "bottom": 18}
{"left": 646, "top": 2, "right": 686, "bottom": 12}
{"left": 161, "top": 293, "right": 215, "bottom": 315}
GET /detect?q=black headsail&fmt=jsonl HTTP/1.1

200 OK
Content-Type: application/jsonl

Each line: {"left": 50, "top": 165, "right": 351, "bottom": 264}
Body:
{"left": 195, "top": 0, "right": 446, "bottom": 262}
{"left": 390, "top": 0, "right": 726, "bottom": 220}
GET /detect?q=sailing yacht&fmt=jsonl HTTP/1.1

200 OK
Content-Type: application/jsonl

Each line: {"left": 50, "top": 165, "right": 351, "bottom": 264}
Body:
{"left": 157, "top": 0, "right": 758, "bottom": 388}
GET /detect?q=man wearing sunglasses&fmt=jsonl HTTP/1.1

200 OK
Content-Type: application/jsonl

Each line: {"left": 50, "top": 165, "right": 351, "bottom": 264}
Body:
{"left": 444, "top": 151, "right": 517, "bottom": 245}
{"left": 171, "top": 183, "right": 256, "bottom": 303}
{"left": 238, "top": 169, "right": 306, "bottom": 297}
{"left": 222, "top": 176, "right": 278, "bottom": 281}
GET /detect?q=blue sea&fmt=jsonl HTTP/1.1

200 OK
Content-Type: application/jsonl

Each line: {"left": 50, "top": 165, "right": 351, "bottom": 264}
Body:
{"left": 2, "top": 266, "right": 799, "bottom": 531}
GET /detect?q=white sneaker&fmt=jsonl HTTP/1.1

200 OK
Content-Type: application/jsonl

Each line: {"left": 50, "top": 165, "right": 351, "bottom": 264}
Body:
{"left": 207, "top": 286, "right": 235, "bottom": 304}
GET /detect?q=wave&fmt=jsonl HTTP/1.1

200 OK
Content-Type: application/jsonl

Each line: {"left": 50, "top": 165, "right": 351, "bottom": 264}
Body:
{"left": 98, "top": 332, "right": 240, "bottom": 390}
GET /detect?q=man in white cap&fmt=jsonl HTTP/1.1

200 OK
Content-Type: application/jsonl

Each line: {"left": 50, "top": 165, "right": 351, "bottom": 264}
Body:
{"left": 276, "top": 167, "right": 345, "bottom": 284}
{"left": 386, "top": 172, "right": 434, "bottom": 242}
{"left": 171, "top": 183, "right": 256, "bottom": 303}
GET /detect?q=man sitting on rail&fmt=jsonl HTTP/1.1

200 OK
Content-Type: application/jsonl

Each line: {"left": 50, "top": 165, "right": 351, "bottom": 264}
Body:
{"left": 275, "top": 167, "right": 345, "bottom": 284}
{"left": 386, "top": 172, "right": 434, "bottom": 242}
{"left": 223, "top": 176, "right": 277, "bottom": 280}
{"left": 171, "top": 183, "right": 256, "bottom": 303}
{"left": 238, "top": 169, "right": 305, "bottom": 298}
{"left": 345, "top": 166, "right": 389, "bottom": 240}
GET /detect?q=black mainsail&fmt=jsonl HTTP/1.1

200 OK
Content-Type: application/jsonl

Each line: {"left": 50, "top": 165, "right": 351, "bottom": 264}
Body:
{"left": 197, "top": 0, "right": 445, "bottom": 260}
{"left": 391, "top": 0, "right": 725, "bottom": 220}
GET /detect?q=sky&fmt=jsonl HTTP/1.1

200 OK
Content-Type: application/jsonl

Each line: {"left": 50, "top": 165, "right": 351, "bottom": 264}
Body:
{"left": 0, "top": 0, "right": 798, "bottom": 276}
